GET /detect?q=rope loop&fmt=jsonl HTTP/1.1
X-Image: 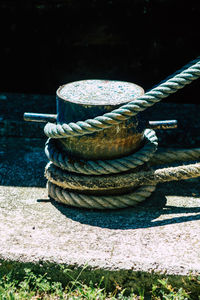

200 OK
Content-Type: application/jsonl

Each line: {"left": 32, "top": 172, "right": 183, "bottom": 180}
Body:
{"left": 45, "top": 129, "right": 158, "bottom": 175}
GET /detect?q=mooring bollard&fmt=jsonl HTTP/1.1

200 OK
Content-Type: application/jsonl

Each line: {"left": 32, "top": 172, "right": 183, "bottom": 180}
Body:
{"left": 23, "top": 57, "right": 200, "bottom": 209}
{"left": 55, "top": 80, "right": 146, "bottom": 160}
{"left": 24, "top": 80, "right": 177, "bottom": 160}
{"left": 24, "top": 79, "right": 178, "bottom": 208}
{"left": 25, "top": 80, "right": 146, "bottom": 160}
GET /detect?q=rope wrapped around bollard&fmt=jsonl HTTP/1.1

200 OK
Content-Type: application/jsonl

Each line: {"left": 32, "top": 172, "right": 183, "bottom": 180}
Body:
{"left": 42, "top": 57, "right": 200, "bottom": 209}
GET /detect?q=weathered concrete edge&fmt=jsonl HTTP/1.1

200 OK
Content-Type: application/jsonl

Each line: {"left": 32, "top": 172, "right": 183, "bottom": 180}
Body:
{"left": 0, "top": 258, "right": 199, "bottom": 294}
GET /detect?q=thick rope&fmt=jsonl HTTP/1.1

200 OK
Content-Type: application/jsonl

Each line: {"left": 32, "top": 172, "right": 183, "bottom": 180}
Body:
{"left": 44, "top": 57, "right": 200, "bottom": 138}
{"left": 150, "top": 148, "right": 200, "bottom": 165}
{"left": 46, "top": 160, "right": 200, "bottom": 209}
{"left": 45, "top": 132, "right": 200, "bottom": 177}
{"left": 45, "top": 160, "right": 200, "bottom": 192}
{"left": 45, "top": 129, "right": 158, "bottom": 175}
{"left": 48, "top": 182, "right": 156, "bottom": 210}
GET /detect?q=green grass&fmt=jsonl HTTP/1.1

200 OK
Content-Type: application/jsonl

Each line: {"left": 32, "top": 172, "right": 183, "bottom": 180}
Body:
{"left": 0, "top": 268, "right": 199, "bottom": 299}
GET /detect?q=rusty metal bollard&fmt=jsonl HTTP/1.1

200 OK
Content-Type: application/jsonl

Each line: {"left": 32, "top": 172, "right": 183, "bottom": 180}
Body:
{"left": 56, "top": 80, "right": 146, "bottom": 160}
{"left": 24, "top": 79, "right": 178, "bottom": 208}
{"left": 24, "top": 80, "right": 176, "bottom": 160}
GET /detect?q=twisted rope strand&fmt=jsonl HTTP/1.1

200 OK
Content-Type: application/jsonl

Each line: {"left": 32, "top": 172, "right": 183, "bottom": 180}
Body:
{"left": 48, "top": 182, "right": 156, "bottom": 210}
{"left": 45, "top": 136, "right": 200, "bottom": 177}
{"left": 46, "top": 161, "right": 200, "bottom": 192}
{"left": 150, "top": 148, "right": 200, "bottom": 165}
{"left": 152, "top": 56, "right": 200, "bottom": 88}
{"left": 45, "top": 129, "right": 158, "bottom": 175}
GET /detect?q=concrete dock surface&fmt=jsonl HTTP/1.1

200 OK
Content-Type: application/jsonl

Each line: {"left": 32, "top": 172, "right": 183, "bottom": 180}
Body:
{"left": 0, "top": 95, "right": 200, "bottom": 291}
{"left": 0, "top": 135, "right": 200, "bottom": 291}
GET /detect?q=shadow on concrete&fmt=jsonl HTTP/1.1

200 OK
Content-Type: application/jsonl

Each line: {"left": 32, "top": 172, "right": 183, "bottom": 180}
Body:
{"left": 0, "top": 137, "right": 47, "bottom": 187}
{"left": 46, "top": 181, "right": 200, "bottom": 230}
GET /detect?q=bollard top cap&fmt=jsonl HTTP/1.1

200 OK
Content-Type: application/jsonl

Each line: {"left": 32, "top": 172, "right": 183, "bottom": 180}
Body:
{"left": 57, "top": 79, "right": 144, "bottom": 106}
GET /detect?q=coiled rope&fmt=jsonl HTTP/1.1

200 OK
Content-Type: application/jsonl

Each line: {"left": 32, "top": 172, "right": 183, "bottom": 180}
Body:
{"left": 45, "top": 129, "right": 158, "bottom": 175}
{"left": 45, "top": 57, "right": 200, "bottom": 209}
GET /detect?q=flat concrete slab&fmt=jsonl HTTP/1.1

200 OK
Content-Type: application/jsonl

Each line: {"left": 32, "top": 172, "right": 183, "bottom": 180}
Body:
{"left": 0, "top": 136, "right": 200, "bottom": 291}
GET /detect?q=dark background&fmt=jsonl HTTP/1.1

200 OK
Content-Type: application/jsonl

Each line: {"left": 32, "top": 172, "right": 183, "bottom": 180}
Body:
{"left": 1, "top": 0, "right": 200, "bottom": 103}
